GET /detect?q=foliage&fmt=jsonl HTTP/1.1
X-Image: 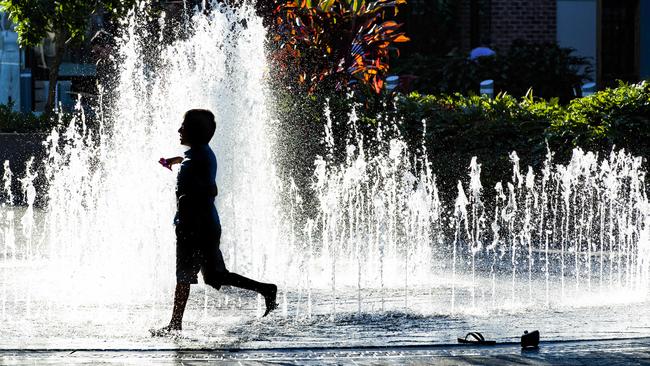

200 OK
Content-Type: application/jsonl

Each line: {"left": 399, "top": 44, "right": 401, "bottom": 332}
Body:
{"left": 396, "top": 83, "right": 648, "bottom": 194}
{"left": 0, "top": 103, "right": 52, "bottom": 133}
{"left": 0, "top": 0, "right": 135, "bottom": 114}
{"left": 277, "top": 83, "right": 648, "bottom": 198}
{"left": 0, "top": 0, "right": 131, "bottom": 46}
{"left": 392, "top": 40, "right": 593, "bottom": 102}
{"left": 547, "top": 81, "right": 650, "bottom": 158}
{"left": 393, "top": 91, "right": 558, "bottom": 195}
{"left": 272, "top": 0, "right": 409, "bottom": 94}
{"left": 498, "top": 41, "right": 593, "bottom": 100}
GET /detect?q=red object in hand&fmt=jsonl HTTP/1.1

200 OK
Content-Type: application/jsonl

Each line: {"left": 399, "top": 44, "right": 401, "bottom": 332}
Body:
{"left": 159, "top": 158, "right": 172, "bottom": 171}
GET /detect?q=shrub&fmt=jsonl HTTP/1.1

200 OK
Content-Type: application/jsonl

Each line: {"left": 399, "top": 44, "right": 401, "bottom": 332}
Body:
{"left": 0, "top": 103, "right": 53, "bottom": 133}
{"left": 271, "top": 0, "right": 409, "bottom": 94}
{"left": 546, "top": 81, "right": 650, "bottom": 158}
{"left": 393, "top": 92, "right": 560, "bottom": 196}
{"left": 397, "top": 83, "right": 648, "bottom": 195}
{"left": 286, "top": 83, "right": 648, "bottom": 198}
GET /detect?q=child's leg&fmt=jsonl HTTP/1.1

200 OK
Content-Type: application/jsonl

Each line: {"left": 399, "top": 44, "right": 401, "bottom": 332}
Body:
{"left": 202, "top": 227, "right": 278, "bottom": 316}
{"left": 150, "top": 283, "right": 191, "bottom": 337}
{"left": 169, "top": 283, "right": 191, "bottom": 329}
{"left": 220, "top": 272, "right": 270, "bottom": 293}
{"left": 206, "top": 273, "right": 278, "bottom": 316}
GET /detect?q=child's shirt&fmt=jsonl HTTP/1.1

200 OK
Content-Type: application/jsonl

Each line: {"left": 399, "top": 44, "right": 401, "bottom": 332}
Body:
{"left": 174, "top": 144, "right": 220, "bottom": 228}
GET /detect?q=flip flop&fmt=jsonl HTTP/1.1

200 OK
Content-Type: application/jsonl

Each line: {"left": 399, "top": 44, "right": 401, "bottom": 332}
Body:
{"left": 457, "top": 332, "right": 497, "bottom": 345}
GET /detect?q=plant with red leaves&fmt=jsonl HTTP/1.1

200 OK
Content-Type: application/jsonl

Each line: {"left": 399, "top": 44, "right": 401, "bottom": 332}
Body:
{"left": 271, "top": 0, "right": 409, "bottom": 94}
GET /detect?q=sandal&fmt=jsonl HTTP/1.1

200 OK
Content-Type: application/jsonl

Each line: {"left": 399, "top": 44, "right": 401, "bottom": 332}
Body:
{"left": 457, "top": 332, "right": 497, "bottom": 345}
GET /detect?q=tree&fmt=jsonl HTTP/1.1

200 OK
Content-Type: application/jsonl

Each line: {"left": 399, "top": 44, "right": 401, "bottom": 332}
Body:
{"left": 0, "top": 0, "right": 133, "bottom": 115}
{"left": 272, "top": 0, "right": 409, "bottom": 94}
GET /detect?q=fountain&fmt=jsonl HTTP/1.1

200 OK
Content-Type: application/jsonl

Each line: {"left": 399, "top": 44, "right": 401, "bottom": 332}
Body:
{"left": 0, "top": 1, "right": 648, "bottom": 350}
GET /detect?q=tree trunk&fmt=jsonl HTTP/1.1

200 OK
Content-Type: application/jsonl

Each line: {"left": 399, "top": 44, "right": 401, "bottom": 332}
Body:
{"left": 45, "top": 32, "right": 67, "bottom": 115}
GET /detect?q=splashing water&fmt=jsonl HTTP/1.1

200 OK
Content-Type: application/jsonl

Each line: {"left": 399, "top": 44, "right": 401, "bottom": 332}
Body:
{"left": 0, "top": 3, "right": 649, "bottom": 344}
{"left": 2, "top": 3, "right": 281, "bottom": 311}
{"left": 300, "top": 101, "right": 649, "bottom": 314}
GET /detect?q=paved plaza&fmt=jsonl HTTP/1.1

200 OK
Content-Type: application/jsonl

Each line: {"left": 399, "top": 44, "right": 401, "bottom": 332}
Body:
{"left": 2, "top": 337, "right": 650, "bottom": 365}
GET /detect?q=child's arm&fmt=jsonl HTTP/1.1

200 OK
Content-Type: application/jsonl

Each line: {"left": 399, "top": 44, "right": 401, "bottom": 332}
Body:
{"left": 159, "top": 156, "right": 183, "bottom": 170}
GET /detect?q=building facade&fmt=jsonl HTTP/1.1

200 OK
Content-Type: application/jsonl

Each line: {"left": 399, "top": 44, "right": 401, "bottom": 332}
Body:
{"left": 456, "top": 0, "right": 650, "bottom": 86}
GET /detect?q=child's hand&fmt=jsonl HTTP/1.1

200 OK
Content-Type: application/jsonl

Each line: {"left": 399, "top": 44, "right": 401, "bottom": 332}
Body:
{"left": 158, "top": 158, "right": 172, "bottom": 170}
{"left": 159, "top": 157, "right": 183, "bottom": 170}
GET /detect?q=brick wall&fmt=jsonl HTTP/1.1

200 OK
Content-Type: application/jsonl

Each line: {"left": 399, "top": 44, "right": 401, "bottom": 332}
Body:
{"left": 458, "top": 0, "right": 557, "bottom": 52}
{"left": 490, "top": 0, "right": 557, "bottom": 51}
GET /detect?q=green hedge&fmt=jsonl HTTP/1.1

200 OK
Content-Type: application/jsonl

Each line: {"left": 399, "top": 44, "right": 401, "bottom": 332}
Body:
{"left": 273, "top": 83, "right": 648, "bottom": 197}
{"left": 0, "top": 103, "right": 53, "bottom": 133}
{"left": 548, "top": 81, "right": 650, "bottom": 158}
{"left": 393, "top": 91, "right": 554, "bottom": 195}
{"left": 389, "top": 82, "right": 649, "bottom": 195}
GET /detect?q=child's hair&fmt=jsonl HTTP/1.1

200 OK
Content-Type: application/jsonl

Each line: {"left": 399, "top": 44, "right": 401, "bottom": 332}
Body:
{"left": 184, "top": 109, "right": 216, "bottom": 145}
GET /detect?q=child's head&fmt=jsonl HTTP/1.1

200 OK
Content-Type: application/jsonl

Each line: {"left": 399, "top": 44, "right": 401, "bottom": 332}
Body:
{"left": 181, "top": 109, "right": 216, "bottom": 146}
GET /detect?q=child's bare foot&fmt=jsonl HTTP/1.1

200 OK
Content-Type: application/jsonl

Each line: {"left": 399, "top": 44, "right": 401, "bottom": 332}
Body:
{"left": 263, "top": 284, "right": 278, "bottom": 317}
{"left": 149, "top": 324, "right": 181, "bottom": 337}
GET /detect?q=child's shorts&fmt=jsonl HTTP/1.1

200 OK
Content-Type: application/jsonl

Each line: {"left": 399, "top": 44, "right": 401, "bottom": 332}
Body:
{"left": 175, "top": 223, "right": 228, "bottom": 288}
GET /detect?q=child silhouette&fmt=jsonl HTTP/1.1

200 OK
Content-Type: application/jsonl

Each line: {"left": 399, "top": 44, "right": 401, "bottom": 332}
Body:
{"left": 152, "top": 109, "right": 277, "bottom": 336}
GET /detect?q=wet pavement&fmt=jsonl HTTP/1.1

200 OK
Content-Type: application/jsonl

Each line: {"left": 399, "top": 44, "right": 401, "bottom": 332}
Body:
{"left": 2, "top": 337, "right": 650, "bottom": 365}
{"left": 2, "top": 275, "right": 650, "bottom": 364}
